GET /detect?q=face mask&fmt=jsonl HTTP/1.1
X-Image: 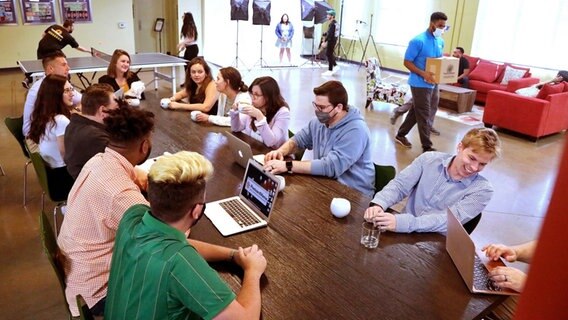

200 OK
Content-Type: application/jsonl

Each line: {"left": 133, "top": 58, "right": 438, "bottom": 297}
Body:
{"left": 315, "top": 107, "right": 336, "bottom": 124}
{"left": 433, "top": 28, "right": 444, "bottom": 37}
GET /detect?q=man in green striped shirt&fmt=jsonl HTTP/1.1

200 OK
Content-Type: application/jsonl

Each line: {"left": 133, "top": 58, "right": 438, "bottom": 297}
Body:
{"left": 105, "top": 151, "right": 267, "bottom": 320}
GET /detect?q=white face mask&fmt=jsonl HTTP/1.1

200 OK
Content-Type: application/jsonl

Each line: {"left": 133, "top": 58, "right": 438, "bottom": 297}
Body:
{"left": 433, "top": 28, "right": 444, "bottom": 37}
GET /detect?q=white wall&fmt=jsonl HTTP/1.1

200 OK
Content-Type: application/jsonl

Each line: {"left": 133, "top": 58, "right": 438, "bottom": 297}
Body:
{"left": 0, "top": 0, "right": 135, "bottom": 68}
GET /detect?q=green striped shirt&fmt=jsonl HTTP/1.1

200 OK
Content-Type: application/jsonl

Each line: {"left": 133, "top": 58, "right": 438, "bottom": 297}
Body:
{"left": 105, "top": 204, "right": 236, "bottom": 320}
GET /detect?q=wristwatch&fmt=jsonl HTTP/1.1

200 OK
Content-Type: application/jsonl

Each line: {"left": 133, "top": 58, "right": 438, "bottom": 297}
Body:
{"left": 286, "top": 160, "right": 293, "bottom": 174}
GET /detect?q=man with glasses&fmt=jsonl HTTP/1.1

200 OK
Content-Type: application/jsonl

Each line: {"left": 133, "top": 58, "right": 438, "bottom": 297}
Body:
{"left": 264, "top": 80, "right": 375, "bottom": 197}
{"left": 395, "top": 11, "right": 448, "bottom": 153}
{"left": 64, "top": 83, "right": 119, "bottom": 179}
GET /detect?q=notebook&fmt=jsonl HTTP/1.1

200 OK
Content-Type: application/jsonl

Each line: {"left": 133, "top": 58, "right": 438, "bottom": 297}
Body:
{"left": 205, "top": 159, "right": 279, "bottom": 236}
{"left": 446, "top": 209, "right": 518, "bottom": 296}
{"left": 224, "top": 132, "right": 265, "bottom": 168}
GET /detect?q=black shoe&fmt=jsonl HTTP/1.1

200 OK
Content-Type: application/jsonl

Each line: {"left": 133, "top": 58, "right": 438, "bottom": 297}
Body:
{"left": 430, "top": 127, "right": 441, "bottom": 136}
{"left": 390, "top": 111, "right": 401, "bottom": 125}
{"left": 422, "top": 146, "right": 437, "bottom": 153}
{"left": 395, "top": 135, "right": 412, "bottom": 148}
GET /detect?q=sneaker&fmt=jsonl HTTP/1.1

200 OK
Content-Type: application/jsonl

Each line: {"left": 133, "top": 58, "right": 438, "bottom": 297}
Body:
{"left": 422, "top": 146, "right": 437, "bottom": 153}
{"left": 322, "top": 70, "right": 334, "bottom": 77}
{"left": 395, "top": 135, "right": 412, "bottom": 148}
{"left": 430, "top": 127, "right": 441, "bottom": 136}
{"left": 390, "top": 111, "right": 402, "bottom": 125}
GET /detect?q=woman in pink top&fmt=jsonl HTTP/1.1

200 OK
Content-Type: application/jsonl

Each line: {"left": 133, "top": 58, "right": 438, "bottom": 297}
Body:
{"left": 230, "top": 76, "right": 290, "bottom": 149}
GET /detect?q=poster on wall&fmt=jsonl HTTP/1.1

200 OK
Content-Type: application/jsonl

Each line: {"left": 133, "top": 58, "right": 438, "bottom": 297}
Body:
{"left": 60, "top": 0, "right": 92, "bottom": 23}
{"left": 20, "top": 0, "right": 56, "bottom": 24}
{"left": 0, "top": 0, "right": 18, "bottom": 25}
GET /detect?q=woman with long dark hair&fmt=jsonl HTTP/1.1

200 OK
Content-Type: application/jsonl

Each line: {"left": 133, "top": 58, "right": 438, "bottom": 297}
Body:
{"left": 98, "top": 49, "right": 145, "bottom": 104}
{"left": 28, "top": 74, "right": 75, "bottom": 197}
{"left": 195, "top": 66, "right": 250, "bottom": 126}
{"left": 177, "top": 12, "right": 199, "bottom": 67}
{"left": 275, "top": 13, "right": 294, "bottom": 64}
{"left": 230, "top": 76, "right": 290, "bottom": 148}
{"left": 167, "top": 57, "right": 219, "bottom": 114}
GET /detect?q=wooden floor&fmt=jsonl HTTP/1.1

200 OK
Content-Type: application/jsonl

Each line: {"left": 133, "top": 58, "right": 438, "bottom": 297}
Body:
{"left": 0, "top": 63, "right": 563, "bottom": 319}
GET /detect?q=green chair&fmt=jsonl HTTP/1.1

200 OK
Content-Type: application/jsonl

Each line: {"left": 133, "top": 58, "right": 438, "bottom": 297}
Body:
{"left": 373, "top": 163, "right": 396, "bottom": 194}
{"left": 39, "top": 211, "right": 73, "bottom": 320}
{"left": 4, "top": 116, "right": 32, "bottom": 206}
{"left": 76, "top": 295, "right": 94, "bottom": 320}
{"left": 28, "top": 146, "right": 68, "bottom": 236}
{"left": 288, "top": 129, "right": 305, "bottom": 161}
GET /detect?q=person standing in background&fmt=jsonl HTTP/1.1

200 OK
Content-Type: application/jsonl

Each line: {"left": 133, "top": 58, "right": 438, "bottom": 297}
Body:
{"left": 321, "top": 9, "right": 338, "bottom": 77}
{"left": 275, "top": 13, "right": 294, "bottom": 64}
{"left": 177, "top": 12, "right": 199, "bottom": 70}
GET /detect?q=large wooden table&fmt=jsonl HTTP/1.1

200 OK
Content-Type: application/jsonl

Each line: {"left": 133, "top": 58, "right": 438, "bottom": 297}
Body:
{"left": 144, "top": 101, "right": 504, "bottom": 319}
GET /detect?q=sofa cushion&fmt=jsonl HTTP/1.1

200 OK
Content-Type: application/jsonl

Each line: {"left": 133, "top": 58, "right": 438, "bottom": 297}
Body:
{"left": 515, "top": 85, "right": 540, "bottom": 97}
{"left": 536, "top": 83, "right": 564, "bottom": 100}
{"left": 468, "top": 61, "right": 500, "bottom": 82}
{"left": 500, "top": 65, "right": 529, "bottom": 85}
{"left": 497, "top": 64, "right": 530, "bottom": 84}
{"left": 564, "top": 81, "right": 568, "bottom": 92}
{"left": 464, "top": 55, "right": 479, "bottom": 72}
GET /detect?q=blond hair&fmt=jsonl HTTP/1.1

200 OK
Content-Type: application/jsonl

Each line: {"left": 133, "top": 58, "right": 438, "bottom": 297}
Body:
{"left": 148, "top": 151, "right": 213, "bottom": 222}
{"left": 461, "top": 128, "right": 502, "bottom": 159}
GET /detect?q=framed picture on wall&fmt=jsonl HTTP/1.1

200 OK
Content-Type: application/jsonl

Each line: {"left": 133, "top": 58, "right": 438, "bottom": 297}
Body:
{"left": 60, "top": 0, "right": 92, "bottom": 23}
{"left": 0, "top": 0, "right": 18, "bottom": 25}
{"left": 20, "top": 0, "right": 55, "bottom": 24}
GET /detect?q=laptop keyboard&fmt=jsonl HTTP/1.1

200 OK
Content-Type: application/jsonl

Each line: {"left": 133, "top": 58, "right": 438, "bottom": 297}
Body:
{"left": 473, "top": 255, "right": 502, "bottom": 292}
{"left": 219, "top": 199, "right": 262, "bottom": 228}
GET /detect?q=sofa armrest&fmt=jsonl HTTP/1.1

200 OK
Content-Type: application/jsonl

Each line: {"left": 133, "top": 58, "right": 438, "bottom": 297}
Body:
{"left": 506, "top": 77, "right": 540, "bottom": 92}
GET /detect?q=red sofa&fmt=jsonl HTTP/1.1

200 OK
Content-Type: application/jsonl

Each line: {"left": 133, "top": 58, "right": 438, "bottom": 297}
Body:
{"left": 462, "top": 55, "right": 540, "bottom": 104}
{"left": 483, "top": 82, "right": 568, "bottom": 140}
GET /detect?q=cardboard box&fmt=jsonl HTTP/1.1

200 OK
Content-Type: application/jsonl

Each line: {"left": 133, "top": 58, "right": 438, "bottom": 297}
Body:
{"left": 426, "top": 57, "right": 459, "bottom": 84}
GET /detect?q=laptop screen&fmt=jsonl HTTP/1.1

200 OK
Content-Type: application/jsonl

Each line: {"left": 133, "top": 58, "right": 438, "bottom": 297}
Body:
{"left": 240, "top": 162, "right": 278, "bottom": 217}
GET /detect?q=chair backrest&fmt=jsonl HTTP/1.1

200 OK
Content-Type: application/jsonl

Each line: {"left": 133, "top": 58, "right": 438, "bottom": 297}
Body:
{"left": 76, "top": 295, "right": 94, "bottom": 320}
{"left": 373, "top": 164, "right": 396, "bottom": 193}
{"left": 39, "top": 211, "right": 72, "bottom": 319}
{"left": 28, "top": 148, "right": 52, "bottom": 199}
{"left": 4, "top": 116, "right": 30, "bottom": 159}
{"left": 462, "top": 212, "right": 482, "bottom": 234}
{"left": 288, "top": 129, "right": 305, "bottom": 161}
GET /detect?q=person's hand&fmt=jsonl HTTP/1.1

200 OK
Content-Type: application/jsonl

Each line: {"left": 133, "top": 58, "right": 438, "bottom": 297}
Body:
{"left": 265, "top": 150, "right": 284, "bottom": 162}
{"left": 234, "top": 244, "right": 266, "bottom": 277}
{"left": 321, "top": 41, "right": 328, "bottom": 49}
{"left": 489, "top": 266, "right": 526, "bottom": 293}
{"left": 169, "top": 95, "right": 176, "bottom": 102}
{"left": 482, "top": 244, "right": 518, "bottom": 262}
{"left": 195, "top": 113, "right": 209, "bottom": 123}
{"left": 240, "top": 105, "right": 264, "bottom": 121}
{"left": 423, "top": 71, "right": 437, "bottom": 84}
{"left": 264, "top": 160, "right": 286, "bottom": 174}
{"left": 363, "top": 206, "right": 396, "bottom": 231}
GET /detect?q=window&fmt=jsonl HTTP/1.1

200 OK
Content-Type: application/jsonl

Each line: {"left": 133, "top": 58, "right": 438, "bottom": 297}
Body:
{"left": 372, "top": 0, "right": 434, "bottom": 46}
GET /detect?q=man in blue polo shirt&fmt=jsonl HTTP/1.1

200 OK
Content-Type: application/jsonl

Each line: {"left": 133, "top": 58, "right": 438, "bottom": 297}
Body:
{"left": 395, "top": 12, "right": 448, "bottom": 153}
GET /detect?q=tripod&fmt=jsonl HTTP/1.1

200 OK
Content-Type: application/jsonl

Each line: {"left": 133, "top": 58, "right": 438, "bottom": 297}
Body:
{"left": 232, "top": 20, "right": 248, "bottom": 70}
{"left": 252, "top": 26, "right": 272, "bottom": 70}
{"left": 345, "top": 26, "right": 364, "bottom": 61}
{"left": 299, "top": 25, "right": 323, "bottom": 67}
{"left": 359, "top": 14, "right": 381, "bottom": 68}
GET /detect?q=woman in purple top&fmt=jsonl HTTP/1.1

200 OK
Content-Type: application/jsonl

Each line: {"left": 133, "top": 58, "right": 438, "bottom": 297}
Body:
{"left": 230, "top": 76, "right": 290, "bottom": 149}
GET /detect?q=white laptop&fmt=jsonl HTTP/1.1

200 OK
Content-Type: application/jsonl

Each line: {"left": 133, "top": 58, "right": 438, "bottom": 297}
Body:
{"left": 446, "top": 209, "right": 518, "bottom": 296}
{"left": 224, "top": 132, "right": 265, "bottom": 168}
{"left": 205, "top": 159, "right": 279, "bottom": 236}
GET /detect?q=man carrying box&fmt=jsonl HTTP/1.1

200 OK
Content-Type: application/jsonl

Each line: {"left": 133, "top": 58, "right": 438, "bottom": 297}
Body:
{"left": 395, "top": 12, "right": 448, "bottom": 153}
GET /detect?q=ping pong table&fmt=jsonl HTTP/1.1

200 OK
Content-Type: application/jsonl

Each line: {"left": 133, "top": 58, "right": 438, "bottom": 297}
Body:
{"left": 17, "top": 49, "right": 187, "bottom": 96}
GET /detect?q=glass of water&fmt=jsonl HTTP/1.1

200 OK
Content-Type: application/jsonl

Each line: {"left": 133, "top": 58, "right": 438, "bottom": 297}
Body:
{"left": 361, "top": 221, "right": 380, "bottom": 249}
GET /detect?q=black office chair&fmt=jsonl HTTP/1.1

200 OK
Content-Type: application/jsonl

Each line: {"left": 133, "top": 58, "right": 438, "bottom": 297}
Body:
{"left": 4, "top": 116, "right": 32, "bottom": 206}
{"left": 462, "top": 212, "right": 482, "bottom": 234}
{"left": 39, "top": 211, "right": 73, "bottom": 320}
{"left": 373, "top": 163, "right": 396, "bottom": 194}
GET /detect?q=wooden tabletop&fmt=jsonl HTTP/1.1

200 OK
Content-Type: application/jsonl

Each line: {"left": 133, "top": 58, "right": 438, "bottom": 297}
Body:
{"left": 144, "top": 102, "right": 504, "bottom": 320}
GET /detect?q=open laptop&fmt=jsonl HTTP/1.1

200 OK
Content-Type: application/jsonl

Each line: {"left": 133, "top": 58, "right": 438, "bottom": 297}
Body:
{"left": 205, "top": 159, "right": 279, "bottom": 236}
{"left": 224, "top": 132, "right": 265, "bottom": 168}
{"left": 446, "top": 209, "right": 518, "bottom": 296}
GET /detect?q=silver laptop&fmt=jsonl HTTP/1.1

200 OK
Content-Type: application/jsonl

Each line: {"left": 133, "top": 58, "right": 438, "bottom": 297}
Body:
{"left": 224, "top": 132, "right": 265, "bottom": 168}
{"left": 114, "top": 87, "right": 124, "bottom": 99}
{"left": 205, "top": 159, "right": 279, "bottom": 236}
{"left": 446, "top": 209, "right": 518, "bottom": 296}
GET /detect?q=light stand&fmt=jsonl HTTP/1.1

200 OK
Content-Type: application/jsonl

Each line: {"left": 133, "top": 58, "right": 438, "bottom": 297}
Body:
{"left": 345, "top": 22, "right": 365, "bottom": 61}
{"left": 335, "top": 0, "right": 347, "bottom": 61}
{"left": 232, "top": 21, "right": 248, "bottom": 70}
{"left": 253, "top": 26, "right": 272, "bottom": 70}
{"left": 359, "top": 14, "right": 381, "bottom": 68}
{"left": 299, "top": 27, "right": 323, "bottom": 67}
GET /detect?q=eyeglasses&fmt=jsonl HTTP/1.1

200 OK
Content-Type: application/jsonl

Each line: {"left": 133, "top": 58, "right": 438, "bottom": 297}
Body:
{"left": 250, "top": 92, "right": 263, "bottom": 99}
{"left": 312, "top": 101, "right": 334, "bottom": 112}
{"left": 63, "top": 87, "right": 74, "bottom": 94}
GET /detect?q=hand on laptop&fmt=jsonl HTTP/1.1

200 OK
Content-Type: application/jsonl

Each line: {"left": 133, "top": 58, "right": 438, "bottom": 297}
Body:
{"left": 234, "top": 245, "right": 267, "bottom": 278}
{"left": 488, "top": 266, "right": 526, "bottom": 293}
{"left": 482, "top": 244, "right": 518, "bottom": 262}
{"left": 364, "top": 206, "right": 396, "bottom": 231}
{"left": 265, "top": 150, "right": 284, "bottom": 162}
{"left": 264, "top": 160, "right": 285, "bottom": 174}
